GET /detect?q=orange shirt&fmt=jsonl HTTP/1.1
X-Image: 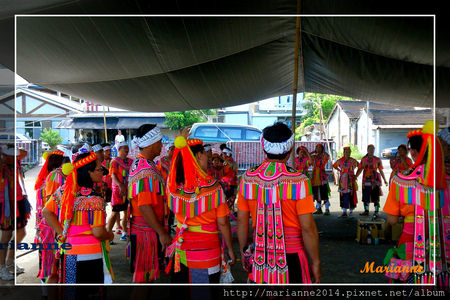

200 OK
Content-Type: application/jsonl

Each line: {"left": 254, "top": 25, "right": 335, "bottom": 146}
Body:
{"left": 131, "top": 191, "right": 164, "bottom": 223}
{"left": 383, "top": 183, "right": 415, "bottom": 217}
{"left": 237, "top": 192, "right": 315, "bottom": 228}
{"left": 175, "top": 202, "right": 230, "bottom": 226}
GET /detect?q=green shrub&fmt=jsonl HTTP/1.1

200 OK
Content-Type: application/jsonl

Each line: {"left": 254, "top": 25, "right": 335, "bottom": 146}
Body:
{"left": 39, "top": 128, "right": 63, "bottom": 149}
{"left": 337, "top": 143, "right": 364, "bottom": 160}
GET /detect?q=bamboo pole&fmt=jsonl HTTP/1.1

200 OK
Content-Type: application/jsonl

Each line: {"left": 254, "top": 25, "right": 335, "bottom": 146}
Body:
{"left": 290, "top": 0, "right": 303, "bottom": 167}
{"left": 317, "top": 97, "right": 338, "bottom": 185}
{"left": 103, "top": 105, "right": 108, "bottom": 143}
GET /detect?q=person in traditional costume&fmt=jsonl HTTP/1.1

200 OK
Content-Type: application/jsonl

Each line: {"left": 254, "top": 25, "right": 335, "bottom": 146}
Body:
{"left": 42, "top": 151, "right": 114, "bottom": 288}
{"left": 220, "top": 145, "right": 238, "bottom": 210}
{"left": 237, "top": 122, "right": 320, "bottom": 284}
{"left": 34, "top": 149, "right": 70, "bottom": 283}
{"left": 356, "top": 144, "right": 388, "bottom": 217}
{"left": 101, "top": 143, "right": 113, "bottom": 204}
{"left": 209, "top": 153, "right": 225, "bottom": 180}
{"left": 0, "top": 147, "right": 17, "bottom": 281}
{"left": 295, "top": 146, "right": 311, "bottom": 177}
{"left": 107, "top": 141, "right": 132, "bottom": 241}
{"left": 333, "top": 146, "right": 358, "bottom": 217}
{"left": 127, "top": 124, "right": 172, "bottom": 283}
{"left": 204, "top": 144, "right": 213, "bottom": 172}
{"left": 165, "top": 129, "right": 236, "bottom": 291}
{"left": 389, "top": 144, "right": 413, "bottom": 182}
{"left": 1, "top": 146, "right": 32, "bottom": 276}
{"left": 383, "top": 121, "right": 447, "bottom": 285}
{"left": 311, "top": 143, "right": 331, "bottom": 215}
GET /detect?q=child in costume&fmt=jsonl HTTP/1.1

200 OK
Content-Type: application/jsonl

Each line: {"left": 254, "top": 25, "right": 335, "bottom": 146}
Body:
{"left": 220, "top": 145, "right": 238, "bottom": 210}
{"left": 107, "top": 142, "right": 132, "bottom": 241}
{"left": 101, "top": 143, "right": 113, "bottom": 203}
{"left": 383, "top": 121, "right": 447, "bottom": 285}
{"left": 209, "top": 153, "right": 225, "bottom": 180}
{"left": 237, "top": 122, "right": 320, "bottom": 284}
{"left": 356, "top": 144, "right": 388, "bottom": 217}
{"left": 333, "top": 146, "right": 359, "bottom": 217}
{"left": 166, "top": 130, "right": 236, "bottom": 292}
{"left": 127, "top": 124, "right": 171, "bottom": 283}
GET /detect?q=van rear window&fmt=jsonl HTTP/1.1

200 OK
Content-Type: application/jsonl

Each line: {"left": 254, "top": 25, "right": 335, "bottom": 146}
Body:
{"left": 245, "top": 129, "right": 261, "bottom": 140}
{"left": 195, "top": 127, "right": 218, "bottom": 138}
{"left": 219, "top": 128, "right": 242, "bottom": 140}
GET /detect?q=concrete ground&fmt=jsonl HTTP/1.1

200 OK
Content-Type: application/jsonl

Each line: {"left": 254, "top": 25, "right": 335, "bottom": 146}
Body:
{"left": 4, "top": 159, "right": 396, "bottom": 286}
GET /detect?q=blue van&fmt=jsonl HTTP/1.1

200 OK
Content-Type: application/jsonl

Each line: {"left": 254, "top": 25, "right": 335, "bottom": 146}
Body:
{"left": 189, "top": 123, "right": 262, "bottom": 143}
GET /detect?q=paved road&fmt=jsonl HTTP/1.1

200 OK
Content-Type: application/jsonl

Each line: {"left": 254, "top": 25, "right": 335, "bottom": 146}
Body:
{"left": 9, "top": 159, "right": 395, "bottom": 286}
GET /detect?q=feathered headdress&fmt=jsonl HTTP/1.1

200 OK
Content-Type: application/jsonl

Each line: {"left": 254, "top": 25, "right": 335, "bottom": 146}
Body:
{"left": 168, "top": 137, "right": 212, "bottom": 194}
{"left": 407, "top": 120, "right": 445, "bottom": 189}
{"left": 60, "top": 151, "right": 98, "bottom": 222}
{"left": 34, "top": 150, "right": 64, "bottom": 190}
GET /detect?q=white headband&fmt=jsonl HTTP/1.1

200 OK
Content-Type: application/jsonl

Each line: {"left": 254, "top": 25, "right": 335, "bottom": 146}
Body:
{"left": 103, "top": 145, "right": 111, "bottom": 151}
{"left": 117, "top": 141, "right": 128, "bottom": 148}
{"left": 92, "top": 144, "right": 103, "bottom": 152}
{"left": 204, "top": 145, "right": 212, "bottom": 152}
{"left": 2, "top": 147, "right": 18, "bottom": 156}
{"left": 222, "top": 148, "right": 232, "bottom": 156}
{"left": 132, "top": 127, "right": 162, "bottom": 148}
{"left": 56, "top": 145, "right": 72, "bottom": 160}
{"left": 262, "top": 133, "right": 295, "bottom": 155}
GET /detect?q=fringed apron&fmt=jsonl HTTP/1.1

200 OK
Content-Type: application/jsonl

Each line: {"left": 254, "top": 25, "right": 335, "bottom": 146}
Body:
{"left": 127, "top": 156, "right": 165, "bottom": 282}
{"left": 240, "top": 161, "right": 313, "bottom": 284}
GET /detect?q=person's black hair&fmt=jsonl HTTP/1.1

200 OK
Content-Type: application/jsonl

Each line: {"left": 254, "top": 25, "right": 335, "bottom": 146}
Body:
{"left": 101, "top": 143, "right": 110, "bottom": 148}
{"left": 408, "top": 135, "right": 423, "bottom": 152}
{"left": 175, "top": 144, "right": 205, "bottom": 185}
{"left": 72, "top": 142, "right": 91, "bottom": 154}
{"left": 296, "top": 147, "right": 301, "bottom": 155}
{"left": 47, "top": 154, "right": 64, "bottom": 172}
{"left": 397, "top": 144, "right": 407, "bottom": 151}
{"left": 219, "top": 144, "right": 227, "bottom": 151}
{"left": 263, "top": 122, "right": 292, "bottom": 160}
{"left": 74, "top": 152, "right": 97, "bottom": 188}
{"left": 136, "top": 124, "right": 157, "bottom": 150}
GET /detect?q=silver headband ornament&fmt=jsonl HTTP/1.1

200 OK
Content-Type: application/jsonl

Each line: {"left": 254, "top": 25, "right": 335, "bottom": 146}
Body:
{"left": 132, "top": 127, "right": 162, "bottom": 148}
{"left": 92, "top": 144, "right": 103, "bottom": 152}
{"left": 262, "top": 133, "right": 295, "bottom": 155}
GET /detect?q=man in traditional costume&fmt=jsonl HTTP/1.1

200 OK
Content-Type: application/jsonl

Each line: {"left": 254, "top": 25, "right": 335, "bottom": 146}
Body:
{"left": 127, "top": 124, "right": 172, "bottom": 283}
{"left": 356, "top": 144, "right": 388, "bottom": 217}
{"left": 383, "top": 121, "right": 447, "bottom": 285}
{"left": 165, "top": 131, "right": 235, "bottom": 299}
{"left": 333, "top": 146, "right": 359, "bottom": 217}
{"left": 237, "top": 122, "right": 320, "bottom": 284}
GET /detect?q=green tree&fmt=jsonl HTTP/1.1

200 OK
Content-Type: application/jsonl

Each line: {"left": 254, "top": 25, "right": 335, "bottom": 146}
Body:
{"left": 164, "top": 110, "right": 216, "bottom": 131}
{"left": 39, "top": 128, "right": 63, "bottom": 149}
{"left": 295, "top": 93, "right": 355, "bottom": 139}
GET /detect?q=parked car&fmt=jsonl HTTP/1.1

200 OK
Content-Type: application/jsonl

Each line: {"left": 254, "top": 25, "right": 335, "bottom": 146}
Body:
{"left": 189, "top": 123, "right": 262, "bottom": 143}
{"left": 381, "top": 146, "right": 398, "bottom": 159}
{"left": 0, "top": 132, "right": 32, "bottom": 144}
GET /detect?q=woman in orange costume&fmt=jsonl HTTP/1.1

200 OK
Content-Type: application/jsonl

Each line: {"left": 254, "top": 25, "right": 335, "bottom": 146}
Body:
{"left": 166, "top": 130, "right": 235, "bottom": 292}
{"left": 43, "top": 151, "right": 114, "bottom": 286}
{"left": 389, "top": 144, "right": 413, "bottom": 182}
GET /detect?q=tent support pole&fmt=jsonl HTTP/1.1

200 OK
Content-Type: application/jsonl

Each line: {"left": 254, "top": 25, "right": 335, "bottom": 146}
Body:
{"left": 103, "top": 105, "right": 108, "bottom": 143}
{"left": 318, "top": 98, "right": 338, "bottom": 185}
{"left": 290, "top": 0, "right": 303, "bottom": 167}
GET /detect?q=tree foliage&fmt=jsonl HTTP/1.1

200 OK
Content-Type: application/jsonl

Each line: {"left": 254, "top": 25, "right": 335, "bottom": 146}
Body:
{"left": 39, "top": 128, "right": 63, "bottom": 149}
{"left": 164, "top": 110, "right": 216, "bottom": 131}
{"left": 295, "top": 93, "right": 355, "bottom": 139}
